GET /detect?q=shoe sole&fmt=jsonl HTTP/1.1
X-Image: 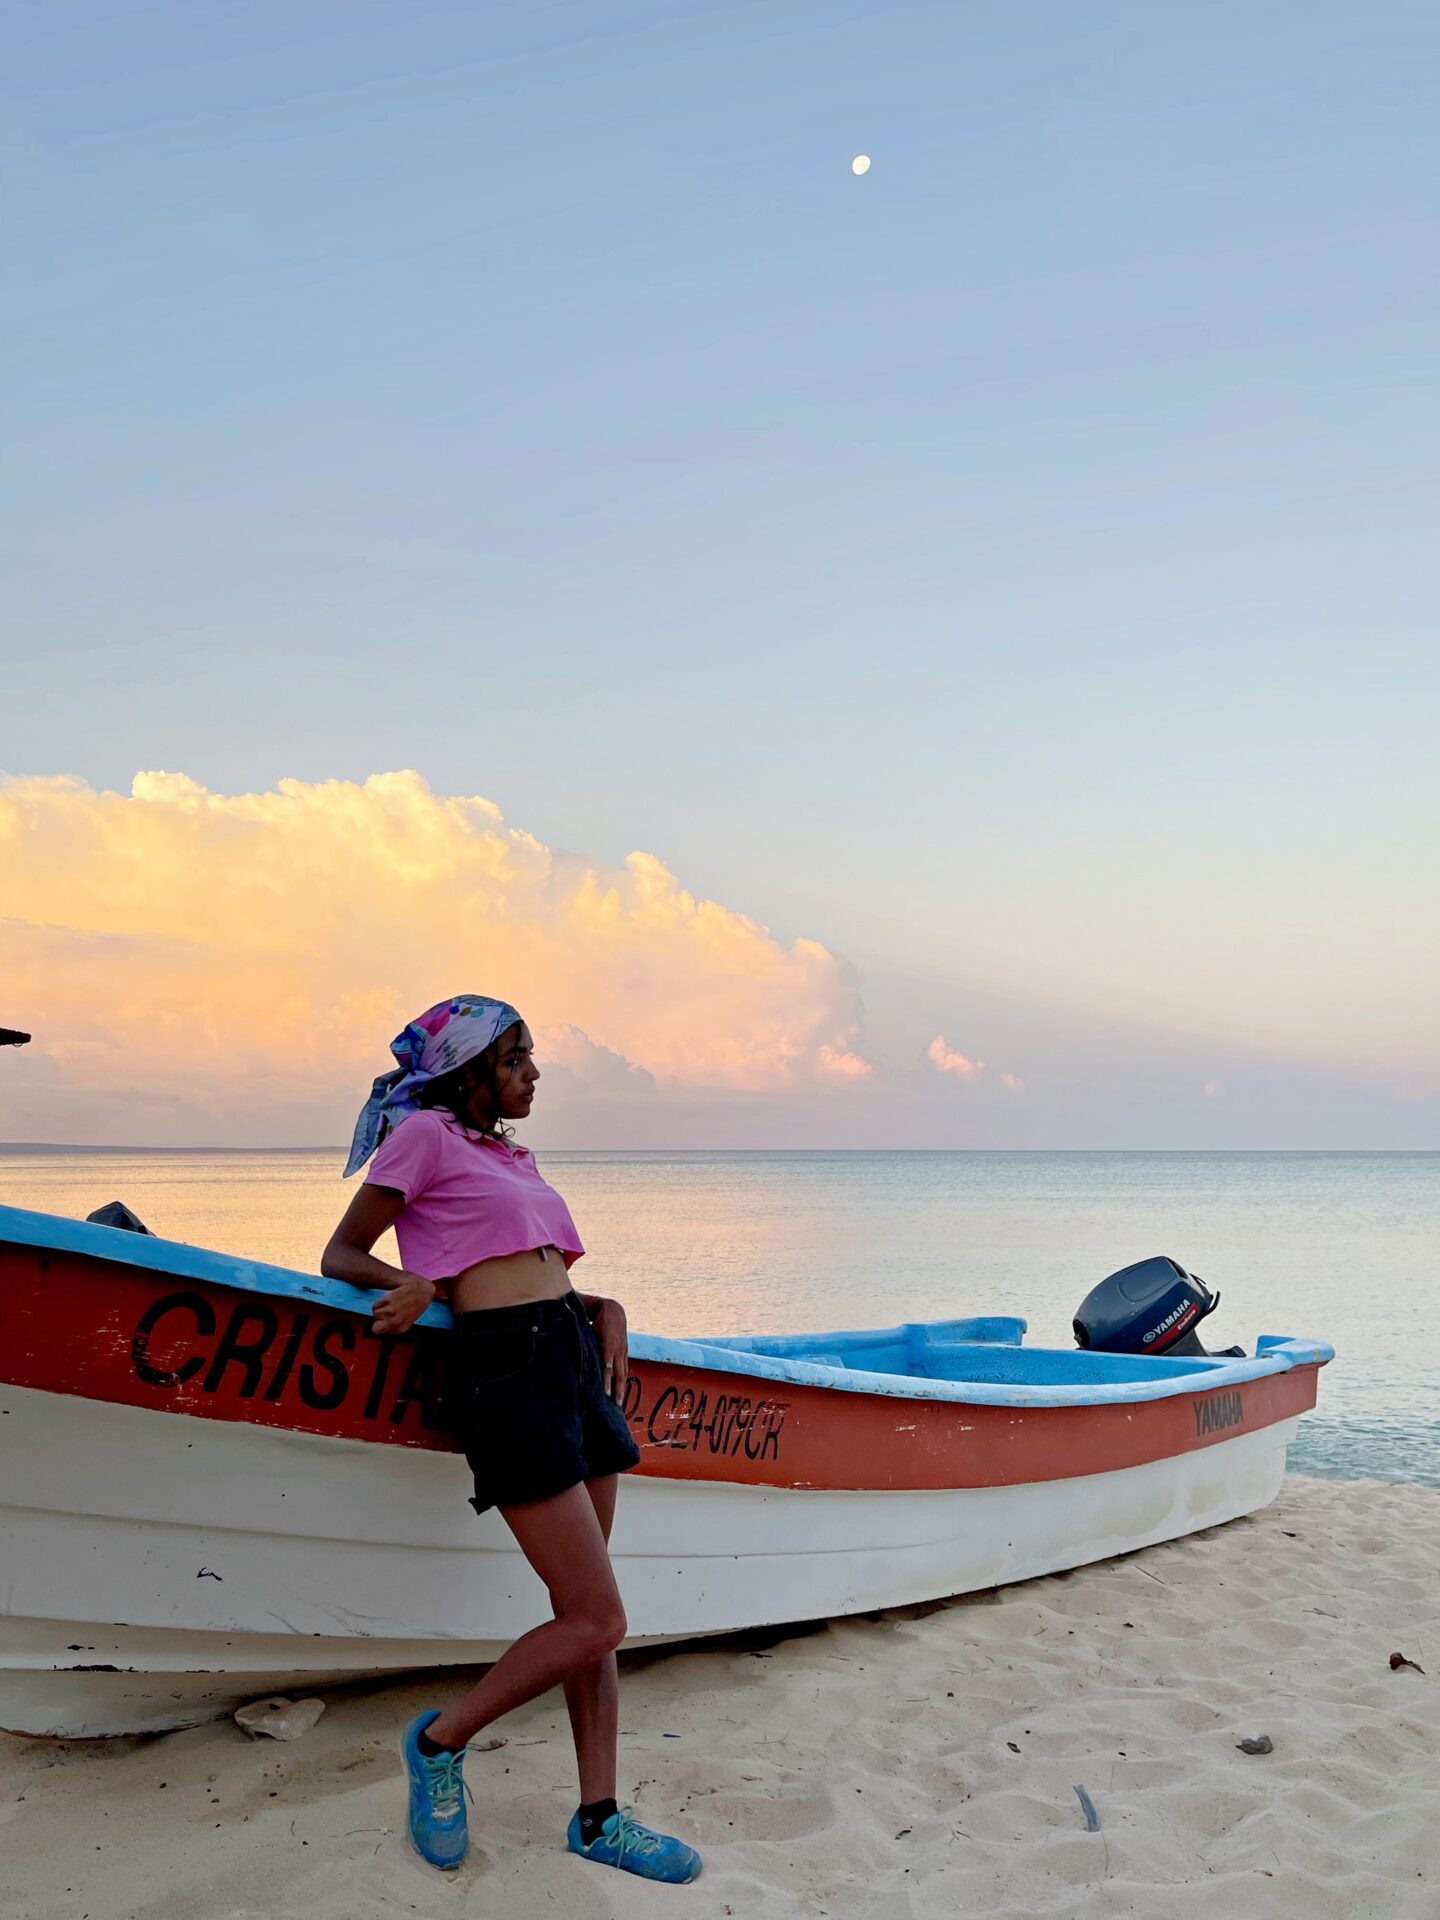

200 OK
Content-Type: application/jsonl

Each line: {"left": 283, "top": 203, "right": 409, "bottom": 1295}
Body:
{"left": 570, "top": 1847, "right": 703, "bottom": 1884}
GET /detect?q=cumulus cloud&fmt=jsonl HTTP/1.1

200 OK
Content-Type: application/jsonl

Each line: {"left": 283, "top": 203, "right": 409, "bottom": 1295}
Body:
{"left": 925, "top": 1035, "right": 1024, "bottom": 1094}
{"left": 926, "top": 1035, "right": 984, "bottom": 1080}
{"left": 0, "top": 770, "right": 870, "bottom": 1142}
{"left": 536, "top": 1024, "right": 656, "bottom": 1096}
{"left": 816, "top": 1042, "right": 872, "bottom": 1080}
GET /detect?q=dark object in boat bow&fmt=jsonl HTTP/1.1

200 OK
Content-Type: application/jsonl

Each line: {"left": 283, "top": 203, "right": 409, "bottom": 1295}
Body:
{"left": 1, "top": 1028, "right": 31, "bottom": 1047}
{"left": 86, "top": 1201, "right": 154, "bottom": 1235}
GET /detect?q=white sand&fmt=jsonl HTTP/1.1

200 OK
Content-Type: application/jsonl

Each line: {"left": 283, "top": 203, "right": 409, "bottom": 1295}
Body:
{"left": 3, "top": 1474, "right": 1437, "bottom": 1920}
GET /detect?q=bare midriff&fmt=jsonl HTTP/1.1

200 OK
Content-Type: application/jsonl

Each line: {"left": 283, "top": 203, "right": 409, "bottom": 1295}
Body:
{"left": 448, "top": 1244, "right": 573, "bottom": 1314}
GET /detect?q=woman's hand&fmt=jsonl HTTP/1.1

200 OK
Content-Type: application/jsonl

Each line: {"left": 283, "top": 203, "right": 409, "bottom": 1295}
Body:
{"left": 590, "top": 1297, "right": 629, "bottom": 1401}
{"left": 371, "top": 1274, "right": 437, "bottom": 1337}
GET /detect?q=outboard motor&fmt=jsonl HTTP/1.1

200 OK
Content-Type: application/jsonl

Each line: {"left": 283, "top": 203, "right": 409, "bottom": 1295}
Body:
{"left": 1073, "top": 1255, "right": 1222, "bottom": 1358}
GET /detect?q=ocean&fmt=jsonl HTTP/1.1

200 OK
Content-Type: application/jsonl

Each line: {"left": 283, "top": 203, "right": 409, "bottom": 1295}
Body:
{"left": 3, "top": 1148, "right": 1435, "bottom": 1486}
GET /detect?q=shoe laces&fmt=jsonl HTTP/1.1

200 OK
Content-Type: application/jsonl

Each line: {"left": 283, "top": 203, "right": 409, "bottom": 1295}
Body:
{"left": 606, "top": 1806, "right": 663, "bottom": 1862}
{"left": 421, "top": 1746, "right": 472, "bottom": 1821}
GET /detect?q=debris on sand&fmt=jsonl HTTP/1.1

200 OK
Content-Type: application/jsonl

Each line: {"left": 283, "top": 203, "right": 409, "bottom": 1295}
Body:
{"left": 234, "top": 1697, "right": 326, "bottom": 1741}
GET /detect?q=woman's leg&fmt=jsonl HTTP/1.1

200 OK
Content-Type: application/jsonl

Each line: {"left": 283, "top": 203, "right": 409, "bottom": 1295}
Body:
{"left": 426, "top": 1480, "right": 626, "bottom": 1750}
{"left": 562, "top": 1476, "right": 621, "bottom": 1802}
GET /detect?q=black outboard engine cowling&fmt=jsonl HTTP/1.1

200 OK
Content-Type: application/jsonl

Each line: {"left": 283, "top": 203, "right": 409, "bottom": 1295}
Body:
{"left": 1073, "top": 1256, "right": 1219, "bottom": 1358}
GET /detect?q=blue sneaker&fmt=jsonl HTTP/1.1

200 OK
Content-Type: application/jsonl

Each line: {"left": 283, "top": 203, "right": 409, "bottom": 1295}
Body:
{"left": 566, "top": 1804, "right": 702, "bottom": 1883}
{"left": 400, "top": 1710, "right": 470, "bottom": 1869}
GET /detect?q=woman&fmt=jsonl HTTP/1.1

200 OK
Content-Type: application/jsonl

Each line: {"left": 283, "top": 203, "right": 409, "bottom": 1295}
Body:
{"left": 323, "top": 995, "right": 701, "bottom": 1884}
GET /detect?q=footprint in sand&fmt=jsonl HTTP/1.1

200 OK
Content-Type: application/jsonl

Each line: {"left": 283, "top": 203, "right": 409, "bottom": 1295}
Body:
{"left": 685, "top": 1787, "right": 837, "bottom": 1842}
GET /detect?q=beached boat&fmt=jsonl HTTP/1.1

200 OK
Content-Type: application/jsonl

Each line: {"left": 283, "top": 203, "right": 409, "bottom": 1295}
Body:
{"left": 0, "top": 1202, "right": 1333, "bottom": 1738}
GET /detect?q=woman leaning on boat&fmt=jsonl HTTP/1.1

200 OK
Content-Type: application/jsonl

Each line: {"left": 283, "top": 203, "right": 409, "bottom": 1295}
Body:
{"left": 322, "top": 995, "right": 700, "bottom": 1883}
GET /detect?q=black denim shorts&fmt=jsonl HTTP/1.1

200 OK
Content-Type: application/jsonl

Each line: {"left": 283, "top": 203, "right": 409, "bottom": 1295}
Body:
{"left": 447, "top": 1291, "right": 642, "bottom": 1514}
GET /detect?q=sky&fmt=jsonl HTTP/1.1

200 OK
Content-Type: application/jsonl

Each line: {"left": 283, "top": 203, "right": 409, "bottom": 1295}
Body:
{"left": 2, "top": 1, "right": 1437, "bottom": 1149}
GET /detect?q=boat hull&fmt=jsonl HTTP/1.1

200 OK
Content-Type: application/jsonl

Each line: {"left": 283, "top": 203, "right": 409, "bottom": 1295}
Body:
{"left": 1, "top": 1382, "right": 1297, "bottom": 1737}
{"left": 0, "top": 1204, "right": 1330, "bottom": 1738}
{"left": 2, "top": 1233, "right": 1317, "bottom": 1491}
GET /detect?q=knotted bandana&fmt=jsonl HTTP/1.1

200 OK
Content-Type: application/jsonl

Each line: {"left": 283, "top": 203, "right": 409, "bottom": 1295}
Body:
{"left": 344, "top": 994, "right": 523, "bottom": 1176}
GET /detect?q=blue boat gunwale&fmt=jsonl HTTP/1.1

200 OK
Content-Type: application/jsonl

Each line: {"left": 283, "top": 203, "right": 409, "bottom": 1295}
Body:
{"left": 0, "top": 1202, "right": 1334, "bottom": 1411}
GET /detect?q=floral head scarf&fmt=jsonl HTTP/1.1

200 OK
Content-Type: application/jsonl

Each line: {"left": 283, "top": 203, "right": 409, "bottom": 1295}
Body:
{"left": 344, "top": 994, "right": 523, "bottom": 1176}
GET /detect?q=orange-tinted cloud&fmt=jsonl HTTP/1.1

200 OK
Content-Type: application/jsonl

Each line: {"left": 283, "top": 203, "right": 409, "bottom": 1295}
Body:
{"left": 925, "top": 1035, "right": 1023, "bottom": 1093}
{"left": 0, "top": 770, "right": 870, "bottom": 1141}
{"left": 926, "top": 1035, "right": 984, "bottom": 1080}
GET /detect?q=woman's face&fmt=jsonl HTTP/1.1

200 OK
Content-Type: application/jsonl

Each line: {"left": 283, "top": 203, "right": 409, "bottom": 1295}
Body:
{"left": 492, "top": 1021, "right": 540, "bottom": 1121}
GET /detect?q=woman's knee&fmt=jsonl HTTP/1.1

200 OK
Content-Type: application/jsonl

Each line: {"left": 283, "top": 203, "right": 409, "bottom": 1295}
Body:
{"left": 564, "top": 1596, "right": 627, "bottom": 1660}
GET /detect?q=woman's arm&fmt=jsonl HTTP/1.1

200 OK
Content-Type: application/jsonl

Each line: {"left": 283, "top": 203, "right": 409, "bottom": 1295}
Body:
{"left": 575, "top": 1290, "right": 628, "bottom": 1401}
{"left": 322, "top": 1185, "right": 437, "bottom": 1336}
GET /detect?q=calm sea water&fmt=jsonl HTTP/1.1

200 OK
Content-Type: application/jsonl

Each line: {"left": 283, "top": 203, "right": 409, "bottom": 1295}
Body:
{"left": 3, "top": 1149, "right": 1436, "bottom": 1486}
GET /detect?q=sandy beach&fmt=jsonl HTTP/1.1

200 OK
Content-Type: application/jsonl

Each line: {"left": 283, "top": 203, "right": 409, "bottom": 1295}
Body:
{"left": 3, "top": 1473, "right": 1435, "bottom": 1920}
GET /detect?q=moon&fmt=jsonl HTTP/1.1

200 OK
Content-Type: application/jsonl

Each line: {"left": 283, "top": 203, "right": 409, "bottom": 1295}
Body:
{"left": 851, "top": 154, "right": 871, "bottom": 176}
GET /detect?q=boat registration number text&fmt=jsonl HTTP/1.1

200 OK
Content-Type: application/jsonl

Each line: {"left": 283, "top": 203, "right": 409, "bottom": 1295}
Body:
{"left": 620, "top": 1378, "right": 788, "bottom": 1461}
{"left": 126, "top": 1287, "right": 792, "bottom": 1460}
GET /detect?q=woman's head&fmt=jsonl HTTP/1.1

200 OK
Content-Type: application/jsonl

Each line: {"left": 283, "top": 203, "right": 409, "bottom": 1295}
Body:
{"left": 344, "top": 993, "right": 529, "bottom": 1175}
{"left": 416, "top": 1020, "right": 539, "bottom": 1135}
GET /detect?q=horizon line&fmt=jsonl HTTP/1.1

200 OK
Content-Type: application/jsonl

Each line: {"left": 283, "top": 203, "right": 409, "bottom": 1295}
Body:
{"left": 1, "top": 1142, "right": 1434, "bottom": 1157}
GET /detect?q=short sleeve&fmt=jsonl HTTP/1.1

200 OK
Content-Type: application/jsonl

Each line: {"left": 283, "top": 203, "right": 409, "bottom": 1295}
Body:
{"left": 365, "top": 1111, "right": 441, "bottom": 1200}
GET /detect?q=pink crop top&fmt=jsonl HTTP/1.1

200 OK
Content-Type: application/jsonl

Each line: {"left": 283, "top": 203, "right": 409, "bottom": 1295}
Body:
{"left": 364, "top": 1109, "right": 584, "bottom": 1285}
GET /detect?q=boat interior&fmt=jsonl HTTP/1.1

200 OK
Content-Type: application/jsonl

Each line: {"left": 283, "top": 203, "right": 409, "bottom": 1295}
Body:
{"left": 701, "top": 1320, "right": 1240, "bottom": 1385}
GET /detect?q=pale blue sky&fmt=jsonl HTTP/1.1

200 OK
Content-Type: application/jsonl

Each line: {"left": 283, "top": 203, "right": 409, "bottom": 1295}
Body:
{"left": 3, "top": 2, "right": 1437, "bottom": 1144}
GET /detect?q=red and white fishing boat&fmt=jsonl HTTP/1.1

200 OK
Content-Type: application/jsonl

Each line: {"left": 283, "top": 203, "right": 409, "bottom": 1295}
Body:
{"left": 0, "top": 1202, "right": 1332, "bottom": 1738}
